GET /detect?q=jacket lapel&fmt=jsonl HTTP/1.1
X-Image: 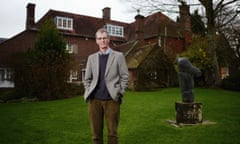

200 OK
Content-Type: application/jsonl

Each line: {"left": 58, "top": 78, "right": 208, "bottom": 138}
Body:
{"left": 105, "top": 51, "right": 115, "bottom": 77}
{"left": 94, "top": 53, "right": 99, "bottom": 78}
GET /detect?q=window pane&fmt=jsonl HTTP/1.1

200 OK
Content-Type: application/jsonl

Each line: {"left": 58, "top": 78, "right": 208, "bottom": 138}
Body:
{"left": 67, "top": 20, "right": 72, "bottom": 28}
{"left": 58, "top": 18, "right": 62, "bottom": 27}
{"left": 63, "top": 19, "right": 67, "bottom": 27}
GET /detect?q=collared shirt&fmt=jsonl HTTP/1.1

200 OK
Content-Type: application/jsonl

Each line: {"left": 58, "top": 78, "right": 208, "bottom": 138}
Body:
{"left": 99, "top": 48, "right": 111, "bottom": 55}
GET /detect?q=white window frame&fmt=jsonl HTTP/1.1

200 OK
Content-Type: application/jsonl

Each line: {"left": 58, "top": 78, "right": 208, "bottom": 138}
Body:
{"left": 69, "top": 70, "right": 78, "bottom": 82}
{"left": 66, "top": 43, "right": 78, "bottom": 54}
{"left": 0, "top": 68, "right": 13, "bottom": 81}
{"left": 66, "top": 43, "right": 74, "bottom": 53}
{"left": 0, "top": 67, "right": 14, "bottom": 88}
{"left": 56, "top": 16, "right": 73, "bottom": 30}
{"left": 71, "top": 70, "right": 78, "bottom": 80}
{"left": 105, "top": 24, "right": 124, "bottom": 37}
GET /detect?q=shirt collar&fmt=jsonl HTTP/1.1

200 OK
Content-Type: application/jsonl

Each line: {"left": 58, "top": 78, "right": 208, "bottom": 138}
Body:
{"left": 99, "top": 48, "right": 111, "bottom": 55}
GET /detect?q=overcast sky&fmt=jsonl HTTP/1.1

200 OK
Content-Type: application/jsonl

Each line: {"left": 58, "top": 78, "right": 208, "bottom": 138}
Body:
{"left": 1, "top": 0, "right": 217, "bottom": 39}
{"left": 0, "top": 0, "right": 138, "bottom": 38}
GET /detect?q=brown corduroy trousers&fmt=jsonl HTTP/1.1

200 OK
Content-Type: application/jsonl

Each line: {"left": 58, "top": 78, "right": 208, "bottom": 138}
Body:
{"left": 88, "top": 99, "right": 120, "bottom": 144}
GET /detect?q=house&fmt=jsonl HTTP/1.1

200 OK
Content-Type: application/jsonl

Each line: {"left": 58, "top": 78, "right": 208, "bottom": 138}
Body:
{"left": 0, "top": 2, "right": 191, "bottom": 90}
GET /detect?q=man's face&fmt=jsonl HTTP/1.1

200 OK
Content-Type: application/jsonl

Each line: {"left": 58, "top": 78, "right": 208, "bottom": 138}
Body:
{"left": 96, "top": 32, "right": 110, "bottom": 52}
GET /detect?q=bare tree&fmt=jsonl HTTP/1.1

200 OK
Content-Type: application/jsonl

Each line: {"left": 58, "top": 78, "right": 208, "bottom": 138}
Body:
{"left": 199, "top": 0, "right": 239, "bottom": 85}
{"left": 122, "top": 0, "right": 240, "bottom": 86}
{"left": 216, "top": 1, "right": 240, "bottom": 58}
{"left": 121, "top": 0, "right": 200, "bottom": 20}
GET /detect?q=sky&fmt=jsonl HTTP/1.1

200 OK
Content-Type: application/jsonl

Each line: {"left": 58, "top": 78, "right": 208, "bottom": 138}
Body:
{"left": 0, "top": 0, "right": 138, "bottom": 38}
{"left": 0, "top": 0, "right": 217, "bottom": 39}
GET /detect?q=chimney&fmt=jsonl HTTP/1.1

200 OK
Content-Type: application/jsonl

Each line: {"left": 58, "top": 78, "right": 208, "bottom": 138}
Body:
{"left": 179, "top": 2, "right": 191, "bottom": 31}
{"left": 179, "top": 2, "right": 191, "bottom": 45}
{"left": 135, "top": 14, "right": 145, "bottom": 43}
{"left": 102, "top": 7, "right": 111, "bottom": 21}
{"left": 26, "top": 3, "right": 35, "bottom": 29}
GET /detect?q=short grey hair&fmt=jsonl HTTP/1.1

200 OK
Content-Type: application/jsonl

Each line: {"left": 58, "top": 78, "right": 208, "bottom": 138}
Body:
{"left": 95, "top": 28, "right": 109, "bottom": 38}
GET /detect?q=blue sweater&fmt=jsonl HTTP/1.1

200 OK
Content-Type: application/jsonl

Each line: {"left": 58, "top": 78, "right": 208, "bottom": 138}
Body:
{"left": 91, "top": 54, "right": 111, "bottom": 100}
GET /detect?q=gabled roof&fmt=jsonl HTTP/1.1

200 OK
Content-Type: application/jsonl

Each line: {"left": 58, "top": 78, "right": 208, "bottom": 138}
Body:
{"left": 128, "top": 12, "right": 184, "bottom": 41}
{"left": 113, "top": 40, "right": 137, "bottom": 54}
{"left": 114, "top": 38, "right": 158, "bottom": 69}
{"left": 126, "top": 42, "right": 157, "bottom": 69}
{"left": 144, "top": 12, "right": 183, "bottom": 38}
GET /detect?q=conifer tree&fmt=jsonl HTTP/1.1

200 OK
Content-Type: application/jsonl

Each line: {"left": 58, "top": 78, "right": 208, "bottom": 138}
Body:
{"left": 28, "top": 19, "right": 71, "bottom": 100}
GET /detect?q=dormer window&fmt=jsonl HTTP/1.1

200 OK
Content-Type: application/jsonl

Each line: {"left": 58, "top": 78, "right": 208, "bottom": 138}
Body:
{"left": 105, "top": 24, "right": 124, "bottom": 37}
{"left": 55, "top": 16, "right": 73, "bottom": 30}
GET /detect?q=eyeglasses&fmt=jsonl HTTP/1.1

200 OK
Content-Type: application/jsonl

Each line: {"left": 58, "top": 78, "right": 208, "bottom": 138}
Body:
{"left": 96, "top": 37, "right": 108, "bottom": 40}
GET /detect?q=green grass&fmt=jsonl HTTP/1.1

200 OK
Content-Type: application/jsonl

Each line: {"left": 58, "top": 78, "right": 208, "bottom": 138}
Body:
{"left": 0, "top": 88, "right": 240, "bottom": 144}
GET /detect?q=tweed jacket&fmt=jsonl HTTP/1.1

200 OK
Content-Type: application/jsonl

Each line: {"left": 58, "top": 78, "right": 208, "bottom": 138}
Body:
{"left": 83, "top": 49, "right": 129, "bottom": 102}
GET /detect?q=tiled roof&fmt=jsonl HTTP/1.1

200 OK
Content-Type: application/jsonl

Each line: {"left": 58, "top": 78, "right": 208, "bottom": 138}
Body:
{"left": 33, "top": 8, "right": 183, "bottom": 43}
{"left": 113, "top": 37, "right": 158, "bottom": 69}
{"left": 126, "top": 42, "right": 157, "bottom": 69}
{"left": 113, "top": 40, "right": 137, "bottom": 54}
{"left": 34, "top": 9, "right": 130, "bottom": 42}
{"left": 145, "top": 12, "right": 183, "bottom": 38}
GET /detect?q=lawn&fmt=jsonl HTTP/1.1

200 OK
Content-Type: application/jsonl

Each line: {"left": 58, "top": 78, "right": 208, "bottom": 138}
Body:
{"left": 0, "top": 88, "right": 240, "bottom": 144}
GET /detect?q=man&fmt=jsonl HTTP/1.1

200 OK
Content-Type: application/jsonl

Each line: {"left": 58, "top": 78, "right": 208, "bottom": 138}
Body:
{"left": 83, "top": 28, "right": 129, "bottom": 144}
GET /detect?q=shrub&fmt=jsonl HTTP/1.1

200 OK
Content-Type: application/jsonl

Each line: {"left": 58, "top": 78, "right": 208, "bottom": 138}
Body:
{"left": 0, "top": 88, "right": 22, "bottom": 102}
{"left": 221, "top": 75, "right": 240, "bottom": 91}
{"left": 65, "top": 82, "right": 84, "bottom": 97}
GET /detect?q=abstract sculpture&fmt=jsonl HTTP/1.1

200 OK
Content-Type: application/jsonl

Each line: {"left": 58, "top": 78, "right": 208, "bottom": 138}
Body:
{"left": 177, "top": 57, "right": 201, "bottom": 103}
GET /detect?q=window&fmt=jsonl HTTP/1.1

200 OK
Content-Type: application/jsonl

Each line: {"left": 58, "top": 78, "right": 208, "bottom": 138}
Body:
{"left": 66, "top": 43, "right": 73, "bottom": 53}
{"left": 0, "top": 68, "right": 13, "bottom": 81}
{"left": 56, "top": 16, "right": 73, "bottom": 30}
{"left": 66, "top": 43, "right": 78, "bottom": 54}
{"left": 71, "top": 70, "right": 78, "bottom": 80}
{"left": 0, "top": 68, "right": 14, "bottom": 88}
{"left": 0, "top": 69, "right": 3, "bottom": 81}
{"left": 149, "top": 71, "right": 157, "bottom": 80}
{"left": 105, "top": 24, "right": 124, "bottom": 37}
{"left": 72, "top": 71, "right": 78, "bottom": 80}
{"left": 69, "top": 70, "right": 78, "bottom": 82}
